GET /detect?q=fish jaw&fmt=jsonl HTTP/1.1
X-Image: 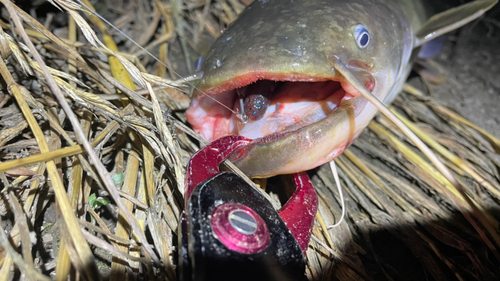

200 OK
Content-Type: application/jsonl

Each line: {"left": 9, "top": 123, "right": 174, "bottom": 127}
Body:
{"left": 186, "top": 66, "right": 376, "bottom": 136}
{"left": 186, "top": 0, "right": 414, "bottom": 177}
{"left": 228, "top": 98, "right": 375, "bottom": 178}
{"left": 186, "top": 69, "right": 378, "bottom": 178}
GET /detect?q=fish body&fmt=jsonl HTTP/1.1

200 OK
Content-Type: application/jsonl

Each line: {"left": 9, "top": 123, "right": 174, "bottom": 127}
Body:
{"left": 186, "top": 0, "right": 497, "bottom": 177}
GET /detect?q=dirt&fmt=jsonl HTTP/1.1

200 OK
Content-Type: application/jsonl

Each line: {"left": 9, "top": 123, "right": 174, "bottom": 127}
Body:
{"left": 430, "top": 20, "right": 500, "bottom": 138}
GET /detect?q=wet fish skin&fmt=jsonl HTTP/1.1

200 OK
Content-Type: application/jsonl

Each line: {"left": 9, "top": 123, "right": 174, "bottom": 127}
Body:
{"left": 197, "top": 0, "right": 423, "bottom": 94}
{"left": 187, "top": 0, "right": 497, "bottom": 178}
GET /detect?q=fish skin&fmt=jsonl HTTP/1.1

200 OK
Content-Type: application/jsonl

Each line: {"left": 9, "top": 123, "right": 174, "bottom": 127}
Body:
{"left": 196, "top": 0, "right": 425, "bottom": 93}
{"left": 185, "top": 0, "right": 489, "bottom": 178}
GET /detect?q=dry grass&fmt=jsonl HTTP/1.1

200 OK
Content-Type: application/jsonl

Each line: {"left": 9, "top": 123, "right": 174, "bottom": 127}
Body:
{"left": 0, "top": 0, "right": 498, "bottom": 280}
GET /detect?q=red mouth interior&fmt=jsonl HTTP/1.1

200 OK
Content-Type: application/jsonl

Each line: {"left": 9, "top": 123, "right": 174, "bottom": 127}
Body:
{"left": 187, "top": 74, "right": 374, "bottom": 143}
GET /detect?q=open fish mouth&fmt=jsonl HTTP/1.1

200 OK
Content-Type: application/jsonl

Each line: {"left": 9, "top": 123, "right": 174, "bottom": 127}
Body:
{"left": 187, "top": 67, "right": 375, "bottom": 144}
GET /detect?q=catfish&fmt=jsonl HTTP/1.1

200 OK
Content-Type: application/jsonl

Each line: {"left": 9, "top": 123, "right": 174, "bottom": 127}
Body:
{"left": 187, "top": 0, "right": 497, "bottom": 178}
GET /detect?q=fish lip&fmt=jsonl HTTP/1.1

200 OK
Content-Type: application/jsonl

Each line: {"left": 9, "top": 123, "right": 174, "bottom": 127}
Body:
{"left": 195, "top": 72, "right": 339, "bottom": 96}
{"left": 195, "top": 59, "right": 374, "bottom": 96}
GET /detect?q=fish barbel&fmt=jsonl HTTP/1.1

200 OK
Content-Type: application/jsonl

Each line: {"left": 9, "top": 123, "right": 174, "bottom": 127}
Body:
{"left": 186, "top": 0, "right": 497, "bottom": 178}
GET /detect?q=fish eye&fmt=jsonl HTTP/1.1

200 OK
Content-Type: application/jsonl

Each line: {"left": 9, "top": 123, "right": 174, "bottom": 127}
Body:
{"left": 354, "top": 25, "right": 370, "bottom": 49}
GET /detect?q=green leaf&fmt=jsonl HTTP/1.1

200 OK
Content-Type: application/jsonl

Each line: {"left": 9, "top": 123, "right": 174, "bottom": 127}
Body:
{"left": 88, "top": 193, "right": 109, "bottom": 210}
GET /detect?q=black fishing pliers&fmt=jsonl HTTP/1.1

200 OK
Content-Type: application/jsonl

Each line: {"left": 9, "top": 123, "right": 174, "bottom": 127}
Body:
{"left": 178, "top": 135, "right": 318, "bottom": 281}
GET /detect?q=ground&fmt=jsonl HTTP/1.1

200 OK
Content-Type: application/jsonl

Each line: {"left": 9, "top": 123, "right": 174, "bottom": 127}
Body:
{"left": 431, "top": 19, "right": 500, "bottom": 138}
{"left": 1, "top": 1, "right": 499, "bottom": 280}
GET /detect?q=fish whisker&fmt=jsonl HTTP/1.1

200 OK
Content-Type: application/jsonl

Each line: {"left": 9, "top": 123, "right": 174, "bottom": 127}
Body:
{"left": 329, "top": 55, "right": 484, "bottom": 218}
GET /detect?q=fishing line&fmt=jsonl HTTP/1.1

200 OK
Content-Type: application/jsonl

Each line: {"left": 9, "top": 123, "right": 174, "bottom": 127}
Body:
{"left": 74, "top": 0, "right": 244, "bottom": 121}
{"left": 327, "top": 160, "right": 345, "bottom": 229}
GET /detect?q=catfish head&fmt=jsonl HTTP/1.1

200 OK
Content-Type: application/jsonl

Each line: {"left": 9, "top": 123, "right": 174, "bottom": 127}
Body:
{"left": 186, "top": 0, "right": 495, "bottom": 178}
